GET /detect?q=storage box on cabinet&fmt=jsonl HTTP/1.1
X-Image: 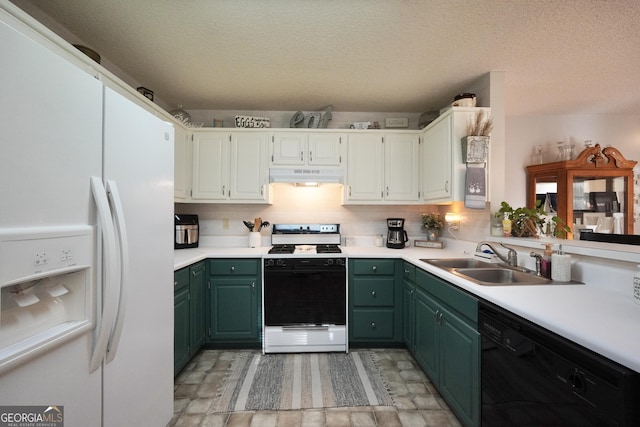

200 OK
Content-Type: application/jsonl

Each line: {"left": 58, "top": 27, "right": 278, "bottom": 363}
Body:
{"left": 207, "top": 259, "right": 261, "bottom": 344}
{"left": 174, "top": 261, "right": 205, "bottom": 375}
{"left": 349, "top": 259, "right": 402, "bottom": 344}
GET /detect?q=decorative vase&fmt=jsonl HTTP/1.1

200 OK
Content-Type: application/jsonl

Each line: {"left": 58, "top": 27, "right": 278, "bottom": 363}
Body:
{"left": 426, "top": 228, "right": 440, "bottom": 241}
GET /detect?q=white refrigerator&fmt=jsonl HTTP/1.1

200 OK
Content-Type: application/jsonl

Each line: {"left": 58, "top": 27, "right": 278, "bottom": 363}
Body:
{"left": 0, "top": 4, "right": 174, "bottom": 426}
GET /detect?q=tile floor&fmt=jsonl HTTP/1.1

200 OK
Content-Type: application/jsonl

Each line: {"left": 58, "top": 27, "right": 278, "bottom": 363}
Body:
{"left": 171, "top": 348, "right": 462, "bottom": 427}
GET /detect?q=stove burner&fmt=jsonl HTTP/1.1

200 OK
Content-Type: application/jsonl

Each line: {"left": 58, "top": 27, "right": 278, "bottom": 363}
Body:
{"left": 267, "top": 244, "right": 342, "bottom": 254}
{"left": 316, "top": 244, "right": 342, "bottom": 254}
{"left": 268, "top": 244, "right": 295, "bottom": 254}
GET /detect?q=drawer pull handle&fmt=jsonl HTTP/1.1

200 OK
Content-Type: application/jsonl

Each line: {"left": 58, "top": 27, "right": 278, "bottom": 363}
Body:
{"left": 404, "top": 269, "right": 410, "bottom": 274}
{"left": 371, "top": 291, "right": 376, "bottom": 297}
{"left": 372, "top": 266, "right": 377, "bottom": 272}
{"left": 371, "top": 322, "right": 376, "bottom": 329}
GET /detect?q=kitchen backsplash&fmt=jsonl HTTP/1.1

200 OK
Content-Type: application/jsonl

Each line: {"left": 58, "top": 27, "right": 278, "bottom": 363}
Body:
{"left": 174, "top": 184, "right": 492, "bottom": 244}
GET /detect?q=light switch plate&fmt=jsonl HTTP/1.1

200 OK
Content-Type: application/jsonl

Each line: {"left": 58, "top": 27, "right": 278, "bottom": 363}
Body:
{"left": 385, "top": 117, "right": 409, "bottom": 128}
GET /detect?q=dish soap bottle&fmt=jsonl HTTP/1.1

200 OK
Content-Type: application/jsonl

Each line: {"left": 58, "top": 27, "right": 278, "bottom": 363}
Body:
{"left": 541, "top": 243, "right": 553, "bottom": 279}
{"left": 551, "top": 244, "right": 571, "bottom": 282}
{"left": 502, "top": 213, "right": 512, "bottom": 237}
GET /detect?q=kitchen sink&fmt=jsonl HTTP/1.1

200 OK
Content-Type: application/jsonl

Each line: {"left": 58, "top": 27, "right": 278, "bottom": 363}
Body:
{"left": 421, "top": 258, "right": 494, "bottom": 269}
{"left": 453, "top": 268, "right": 552, "bottom": 285}
{"left": 421, "top": 258, "right": 584, "bottom": 286}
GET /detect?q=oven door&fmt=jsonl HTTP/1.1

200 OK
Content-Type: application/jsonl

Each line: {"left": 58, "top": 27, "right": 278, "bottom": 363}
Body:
{"left": 263, "top": 259, "right": 346, "bottom": 326}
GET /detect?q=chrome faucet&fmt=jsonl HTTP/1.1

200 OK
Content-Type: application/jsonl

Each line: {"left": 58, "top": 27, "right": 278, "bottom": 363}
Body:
{"left": 529, "top": 252, "right": 543, "bottom": 276}
{"left": 475, "top": 241, "right": 519, "bottom": 267}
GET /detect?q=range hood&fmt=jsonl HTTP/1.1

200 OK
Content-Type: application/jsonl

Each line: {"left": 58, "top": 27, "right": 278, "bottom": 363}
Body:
{"left": 269, "top": 168, "right": 344, "bottom": 184}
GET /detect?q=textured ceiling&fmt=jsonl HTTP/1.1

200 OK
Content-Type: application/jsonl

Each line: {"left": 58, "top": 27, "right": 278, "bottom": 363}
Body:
{"left": 11, "top": 0, "right": 640, "bottom": 115}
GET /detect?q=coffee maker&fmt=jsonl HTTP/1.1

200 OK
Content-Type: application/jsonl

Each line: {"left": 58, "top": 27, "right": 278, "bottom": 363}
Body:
{"left": 386, "top": 218, "right": 408, "bottom": 249}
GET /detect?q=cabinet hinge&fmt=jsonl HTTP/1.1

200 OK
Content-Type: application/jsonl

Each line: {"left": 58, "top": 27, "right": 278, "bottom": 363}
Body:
{"left": 229, "top": 134, "right": 232, "bottom": 142}
{"left": 191, "top": 134, "right": 194, "bottom": 142}
{"left": 208, "top": 280, "right": 211, "bottom": 289}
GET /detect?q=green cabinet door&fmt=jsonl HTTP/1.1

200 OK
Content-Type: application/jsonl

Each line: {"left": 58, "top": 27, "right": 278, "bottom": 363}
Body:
{"left": 413, "top": 287, "right": 439, "bottom": 381}
{"left": 189, "top": 262, "right": 206, "bottom": 350}
{"left": 412, "top": 267, "right": 480, "bottom": 427}
{"left": 439, "top": 305, "right": 480, "bottom": 427}
{"left": 174, "top": 286, "right": 190, "bottom": 374}
{"left": 208, "top": 259, "right": 261, "bottom": 344}
{"left": 402, "top": 262, "right": 416, "bottom": 348}
{"left": 209, "top": 276, "right": 258, "bottom": 340}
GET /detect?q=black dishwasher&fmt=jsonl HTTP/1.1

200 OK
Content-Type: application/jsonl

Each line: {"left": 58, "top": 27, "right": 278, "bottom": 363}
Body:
{"left": 479, "top": 302, "right": 640, "bottom": 426}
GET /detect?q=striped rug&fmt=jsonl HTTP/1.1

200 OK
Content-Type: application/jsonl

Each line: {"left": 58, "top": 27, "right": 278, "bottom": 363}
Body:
{"left": 209, "top": 351, "right": 393, "bottom": 413}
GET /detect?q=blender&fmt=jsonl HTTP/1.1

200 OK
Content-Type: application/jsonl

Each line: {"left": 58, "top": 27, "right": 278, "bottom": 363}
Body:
{"left": 386, "top": 218, "right": 409, "bottom": 249}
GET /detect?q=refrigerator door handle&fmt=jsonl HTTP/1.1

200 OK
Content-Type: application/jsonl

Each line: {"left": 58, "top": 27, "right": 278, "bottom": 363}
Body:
{"left": 89, "top": 176, "right": 121, "bottom": 373}
{"left": 105, "top": 179, "right": 129, "bottom": 363}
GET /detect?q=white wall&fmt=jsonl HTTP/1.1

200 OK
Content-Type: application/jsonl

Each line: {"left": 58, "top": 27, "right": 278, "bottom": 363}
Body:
{"left": 505, "top": 114, "right": 640, "bottom": 231}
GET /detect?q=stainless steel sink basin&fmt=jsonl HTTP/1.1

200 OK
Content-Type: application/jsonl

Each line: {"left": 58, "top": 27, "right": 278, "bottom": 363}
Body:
{"left": 453, "top": 268, "right": 552, "bottom": 285}
{"left": 422, "top": 257, "right": 584, "bottom": 286}
{"left": 421, "top": 258, "right": 494, "bottom": 269}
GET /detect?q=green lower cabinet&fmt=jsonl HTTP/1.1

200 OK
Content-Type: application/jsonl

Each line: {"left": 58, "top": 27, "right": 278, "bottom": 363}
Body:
{"left": 174, "top": 261, "right": 205, "bottom": 375}
{"left": 173, "top": 285, "right": 190, "bottom": 373}
{"left": 208, "top": 259, "right": 261, "bottom": 344}
{"left": 349, "top": 259, "right": 403, "bottom": 344}
{"left": 408, "top": 266, "right": 480, "bottom": 427}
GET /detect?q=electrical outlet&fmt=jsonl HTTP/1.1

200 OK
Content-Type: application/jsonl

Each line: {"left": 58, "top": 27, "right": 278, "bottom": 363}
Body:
{"left": 222, "top": 218, "right": 230, "bottom": 230}
{"left": 34, "top": 251, "right": 48, "bottom": 266}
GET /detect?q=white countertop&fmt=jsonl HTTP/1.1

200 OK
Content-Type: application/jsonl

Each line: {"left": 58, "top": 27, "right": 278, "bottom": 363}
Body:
{"left": 174, "top": 241, "right": 640, "bottom": 373}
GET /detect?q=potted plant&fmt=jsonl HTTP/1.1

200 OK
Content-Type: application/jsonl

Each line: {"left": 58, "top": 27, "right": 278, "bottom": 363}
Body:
{"left": 496, "top": 201, "right": 571, "bottom": 238}
{"left": 421, "top": 212, "right": 444, "bottom": 240}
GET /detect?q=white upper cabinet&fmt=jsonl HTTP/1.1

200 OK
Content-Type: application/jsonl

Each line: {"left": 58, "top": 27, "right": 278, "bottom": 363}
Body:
{"left": 270, "top": 132, "right": 343, "bottom": 166}
{"left": 173, "top": 125, "right": 191, "bottom": 201}
{"left": 420, "top": 107, "right": 490, "bottom": 204}
{"left": 191, "top": 130, "right": 269, "bottom": 203}
{"left": 421, "top": 114, "right": 453, "bottom": 202}
{"left": 345, "top": 133, "right": 384, "bottom": 201}
{"left": 345, "top": 132, "right": 419, "bottom": 204}
{"left": 384, "top": 133, "right": 420, "bottom": 201}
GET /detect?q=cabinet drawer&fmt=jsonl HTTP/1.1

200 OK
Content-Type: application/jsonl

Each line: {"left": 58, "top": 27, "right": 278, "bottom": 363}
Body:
{"left": 351, "top": 309, "right": 395, "bottom": 339}
{"left": 403, "top": 262, "right": 416, "bottom": 282}
{"left": 174, "top": 267, "right": 190, "bottom": 291}
{"left": 352, "top": 277, "right": 395, "bottom": 306}
{"left": 209, "top": 259, "right": 258, "bottom": 275}
{"left": 352, "top": 259, "right": 395, "bottom": 275}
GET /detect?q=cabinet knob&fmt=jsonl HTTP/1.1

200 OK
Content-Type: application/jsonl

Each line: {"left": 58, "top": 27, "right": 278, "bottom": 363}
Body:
{"left": 371, "top": 322, "right": 376, "bottom": 329}
{"left": 371, "top": 291, "right": 376, "bottom": 297}
{"left": 372, "top": 266, "right": 377, "bottom": 272}
{"left": 192, "top": 271, "right": 196, "bottom": 276}
{"left": 174, "top": 281, "right": 178, "bottom": 287}
{"left": 230, "top": 266, "right": 235, "bottom": 272}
